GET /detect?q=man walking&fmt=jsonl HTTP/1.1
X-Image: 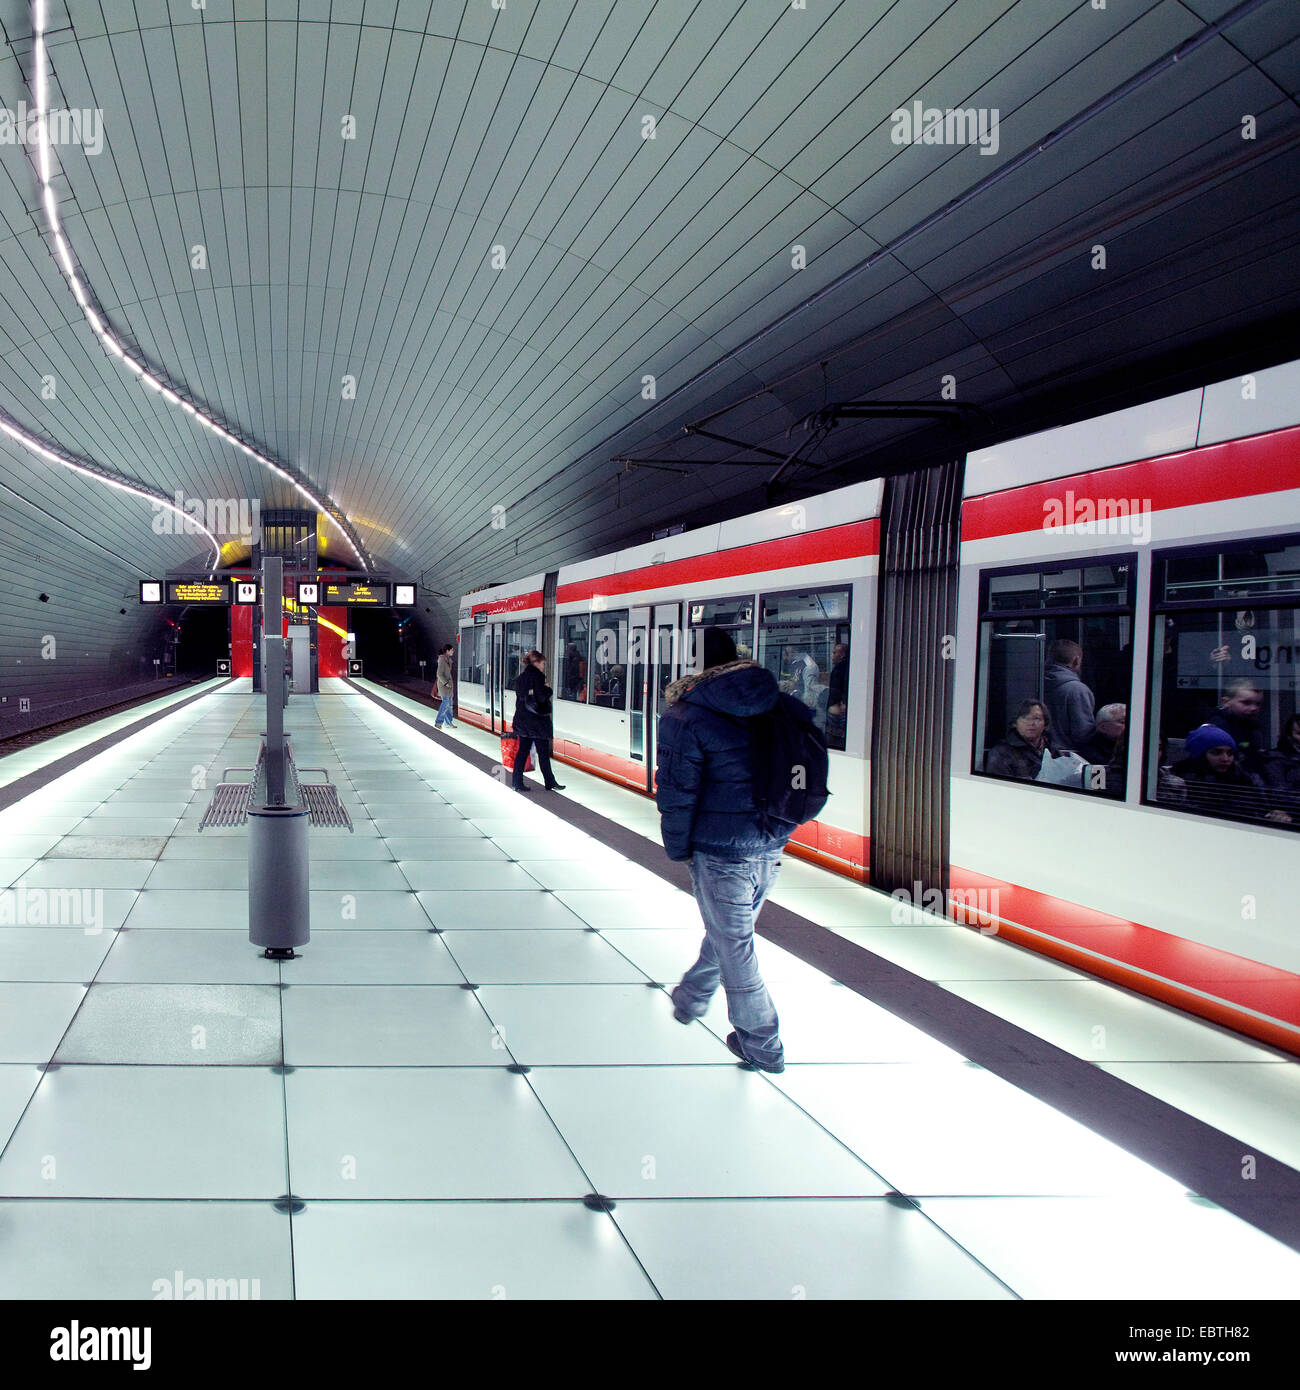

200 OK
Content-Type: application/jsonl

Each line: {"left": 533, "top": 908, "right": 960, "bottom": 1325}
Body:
{"left": 655, "top": 627, "right": 825, "bottom": 1074}
{"left": 433, "top": 643, "right": 456, "bottom": 729}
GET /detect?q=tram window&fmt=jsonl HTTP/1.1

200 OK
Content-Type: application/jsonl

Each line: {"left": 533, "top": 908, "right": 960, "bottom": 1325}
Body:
{"left": 973, "top": 559, "right": 1134, "bottom": 795}
{"left": 755, "top": 588, "right": 851, "bottom": 751}
{"left": 557, "top": 615, "right": 590, "bottom": 702}
{"left": 590, "top": 610, "right": 629, "bottom": 709}
{"left": 505, "top": 620, "right": 538, "bottom": 681}
{"left": 686, "top": 596, "right": 755, "bottom": 667}
{"left": 460, "top": 626, "right": 486, "bottom": 684}
{"left": 1147, "top": 537, "right": 1300, "bottom": 830}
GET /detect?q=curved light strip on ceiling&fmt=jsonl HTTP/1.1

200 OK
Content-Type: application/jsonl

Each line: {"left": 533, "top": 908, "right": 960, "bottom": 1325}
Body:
{"left": 0, "top": 407, "right": 222, "bottom": 567}
{"left": 29, "top": 0, "right": 372, "bottom": 570}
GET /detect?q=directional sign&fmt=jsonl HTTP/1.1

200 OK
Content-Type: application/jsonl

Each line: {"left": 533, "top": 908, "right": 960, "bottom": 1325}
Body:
{"left": 322, "top": 580, "right": 389, "bottom": 606}
{"left": 166, "top": 580, "right": 230, "bottom": 605}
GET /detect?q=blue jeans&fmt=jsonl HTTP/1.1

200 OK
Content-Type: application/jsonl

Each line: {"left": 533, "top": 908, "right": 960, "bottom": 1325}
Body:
{"left": 674, "top": 848, "right": 784, "bottom": 1068}
{"left": 435, "top": 695, "right": 454, "bottom": 727}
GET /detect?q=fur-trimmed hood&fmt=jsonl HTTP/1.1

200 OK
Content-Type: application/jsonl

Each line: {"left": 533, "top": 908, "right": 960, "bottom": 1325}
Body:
{"left": 663, "top": 659, "right": 779, "bottom": 718}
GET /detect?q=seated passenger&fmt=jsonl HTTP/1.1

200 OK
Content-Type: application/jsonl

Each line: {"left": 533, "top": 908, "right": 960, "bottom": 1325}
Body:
{"left": 606, "top": 664, "right": 625, "bottom": 704}
{"left": 985, "top": 700, "right": 1061, "bottom": 781}
{"left": 1078, "top": 703, "right": 1127, "bottom": 773}
{"left": 1171, "top": 725, "right": 1291, "bottom": 823}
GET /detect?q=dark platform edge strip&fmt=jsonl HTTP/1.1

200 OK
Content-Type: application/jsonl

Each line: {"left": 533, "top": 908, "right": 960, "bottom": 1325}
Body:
{"left": 351, "top": 677, "right": 1300, "bottom": 1256}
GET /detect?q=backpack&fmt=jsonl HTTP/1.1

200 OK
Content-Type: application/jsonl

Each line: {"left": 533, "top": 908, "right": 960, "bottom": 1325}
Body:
{"left": 744, "top": 697, "right": 830, "bottom": 833}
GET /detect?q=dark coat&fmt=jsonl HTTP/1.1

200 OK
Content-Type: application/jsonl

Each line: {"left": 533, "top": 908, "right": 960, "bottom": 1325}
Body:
{"left": 985, "top": 726, "right": 1059, "bottom": 781}
{"left": 1171, "top": 755, "right": 1269, "bottom": 817}
{"left": 512, "top": 664, "right": 553, "bottom": 739}
{"left": 655, "top": 660, "right": 810, "bottom": 862}
{"left": 1260, "top": 741, "right": 1300, "bottom": 797}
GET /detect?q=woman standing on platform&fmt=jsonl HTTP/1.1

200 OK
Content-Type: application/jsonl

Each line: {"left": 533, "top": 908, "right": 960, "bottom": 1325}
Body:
{"left": 511, "top": 650, "right": 565, "bottom": 793}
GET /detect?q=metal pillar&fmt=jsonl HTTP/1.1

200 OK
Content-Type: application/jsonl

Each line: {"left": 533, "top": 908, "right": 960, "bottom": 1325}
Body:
{"left": 249, "top": 556, "right": 309, "bottom": 958}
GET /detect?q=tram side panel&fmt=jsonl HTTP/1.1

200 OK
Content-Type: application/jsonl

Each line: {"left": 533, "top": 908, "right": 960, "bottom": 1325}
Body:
{"left": 951, "top": 422, "right": 1300, "bottom": 977}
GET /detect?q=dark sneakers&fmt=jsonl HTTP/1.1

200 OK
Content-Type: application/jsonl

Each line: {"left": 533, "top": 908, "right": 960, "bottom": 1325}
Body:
{"left": 726, "top": 1031, "right": 785, "bottom": 1074}
{"left": 545, "top": 782, "right": 566, "bottom": 791}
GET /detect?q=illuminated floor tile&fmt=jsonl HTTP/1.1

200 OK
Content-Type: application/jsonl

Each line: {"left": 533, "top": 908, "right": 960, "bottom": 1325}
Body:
{"left": 916, "top": 1196, "right": 1300, "bottom": 1299}
{"left": 281, "top": 984, "right": 501, "bottom": 1065}
{"left": 291, "top": 1202, "right": 656, "bottom": 1300}
{"left": 95, "top": 929, "right": 278, "bottom": 985}
{"left": 0, "top": 927, "right": 115, "bottom": 982}
{"left": 284, "top": 1068, "right": 589, "bottom": 1198}
{"left": 527, "top": 1066, "right": 890, "bottom": 1198}
{"left": 0, "top": 1200, "right": 294, "bottom": 1300}
{"left": 0, "top": 1065, "right": 287, "bottom": 1197}
{"left": 0, "top": 982, "right": 86, "bottom": 1061}
{"left": 612, "top": 1198, "right": 1013, "bottom": 1300}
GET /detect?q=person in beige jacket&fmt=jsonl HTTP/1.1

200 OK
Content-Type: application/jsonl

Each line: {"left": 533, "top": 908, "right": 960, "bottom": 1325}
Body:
{"left": 433, "top": 644, "right": 456, "bottom": 729}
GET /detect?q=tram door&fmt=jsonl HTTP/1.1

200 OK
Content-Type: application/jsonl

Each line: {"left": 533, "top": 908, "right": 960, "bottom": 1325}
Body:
{"left": 629, "top": 605, "right": 681, "bottom": 792}
{"left": 629, "top": 609, "right": 650, "bottom": 778}
{"left": 489, "top": 623, "right": 505, "bottom": 731}
{"left": 647, "top": 604, "right": 681, "bottom": 787}
{"left": 491, "top": 619, "right": 538, "bottom": 733}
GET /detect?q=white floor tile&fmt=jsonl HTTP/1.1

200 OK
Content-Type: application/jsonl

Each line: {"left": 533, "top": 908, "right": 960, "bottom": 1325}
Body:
{"left": 612, "top": 1198, "right": 1013, "bottom": 1299}
{"left": 528, "top": 1066, "right": 890, "bottom": 1197}
{"left": 0, "top": 1200, "right": 294, "bottom": 1299}
{"left": 292, "top": 1202, "right": 656, "bottom": 1299}
{"left": 0, "top": 1066, "right": 287, "bottom": 1197}
{"left": 284, "top": 1068, "right": 589, "bottom": 1197}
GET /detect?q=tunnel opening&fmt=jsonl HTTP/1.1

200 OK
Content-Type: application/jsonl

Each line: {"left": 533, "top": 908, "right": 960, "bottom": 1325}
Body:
{"left": 175, "top": 606, "right": 231, "bottom": 675}
{"left": 349, "top": 607, "right": 406, "bottom": 678}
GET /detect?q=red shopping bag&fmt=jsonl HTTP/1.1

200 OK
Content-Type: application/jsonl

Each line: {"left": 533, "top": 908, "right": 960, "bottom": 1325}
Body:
{"left": 500, "top": 735, "right": 534, "bottom": 773}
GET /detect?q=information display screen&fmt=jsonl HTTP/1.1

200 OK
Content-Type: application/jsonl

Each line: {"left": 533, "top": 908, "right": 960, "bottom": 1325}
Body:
{"left": 322, "top": 580, "right": 389, "bottom": 606}
{"left": 166, "top": 580, "right": 230, "bottom": 605}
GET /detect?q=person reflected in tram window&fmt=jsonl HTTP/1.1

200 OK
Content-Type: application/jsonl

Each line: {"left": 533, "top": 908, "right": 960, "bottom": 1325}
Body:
{"left": 1209, "top": 610, "right": 1258, "bottom": 675}
{"left": 1043, "top": 638, "right": 1096, "bottom": 750}
{"left": 786, "top": 643, "right": 820, "bottom": 705}
{"left": 1205, "top": 677, "right": 1266, "bottom": 773}
{"left": 827, "top": 643, "right": 849, "bottom": 712}
{"left": 825, "top": 642, "right": 849, "bottom": 750}
{"left": 562, "top": 640, "right": 586, "bottom": 702}
{"left": 985, "top": 699, "right": 1061, "bottom": 781}
{"left": 605, "top": 664, "right": 625, "bottom": 705}
{"left": 1171, "top": 724, "right": 1290, "bottom": 823}
{"left": 1261, "top": 713, "right": 1300, "bottom": 813}
{"left": 1079, "top": 702, "right": 1127, "bottom": 774}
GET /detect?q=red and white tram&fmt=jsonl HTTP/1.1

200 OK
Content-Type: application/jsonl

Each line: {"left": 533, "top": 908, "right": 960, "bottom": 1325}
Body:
{"left": 457, "top": 359, "right": 1300, "bottom": 1055}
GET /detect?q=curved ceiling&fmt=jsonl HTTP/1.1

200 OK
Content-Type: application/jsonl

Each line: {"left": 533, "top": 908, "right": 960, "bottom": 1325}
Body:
{"left": 0, "top": 0, "right": 1298, "bottom": 640}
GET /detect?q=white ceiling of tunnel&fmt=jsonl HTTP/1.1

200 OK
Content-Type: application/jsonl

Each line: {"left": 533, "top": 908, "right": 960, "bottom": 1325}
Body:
{"left": 0, "top": 0, "right": 1295, "bottom": 619}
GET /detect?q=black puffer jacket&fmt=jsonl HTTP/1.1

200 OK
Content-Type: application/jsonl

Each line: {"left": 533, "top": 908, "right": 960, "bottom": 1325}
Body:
{"left": 512, "top": 664, "right": 553, "bottom": 739}
{"left": 656, "top": 660, "right": 813, "bottom": 862}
